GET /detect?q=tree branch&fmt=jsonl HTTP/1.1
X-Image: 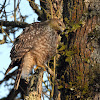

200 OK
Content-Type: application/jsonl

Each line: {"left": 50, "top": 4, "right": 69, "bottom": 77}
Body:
{"left": 0, "top": 20, "right": 29, "bottom": 28}
{"left": 24, "top": 69, "right": 44, "bottom": 100}
{"left": 28, "top": 0, "right": 47, "bottom": 21}
{"left": 28, "top": 0, "right": 43, "bottom": 17}
{"left": 0, "top": 0, "right": 7, "bottom": 13}
{"left": 0, "top": 69, "right": 17, "bottom": 85}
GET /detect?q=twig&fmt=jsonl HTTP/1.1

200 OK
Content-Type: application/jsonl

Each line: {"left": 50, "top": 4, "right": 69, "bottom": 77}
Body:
{"left": 0, "top": 0, "right": 7, "bottom": 13}
{"left": 0, "top": 26, "right": 13, "bottom": 43}
{"left": 42, "top": 80, "right": 51, "bottom": 92}
{"left": 48, "top": 0, "right": 53, "bottom": 19}
{"left": 14, "top": 0, "right": 16, "bottom": 21}
{"left": 44, "top": 64, "right": 54, "bottom": 76}
{"left": 51, "top": 56, "right": 56, "bottom": 98}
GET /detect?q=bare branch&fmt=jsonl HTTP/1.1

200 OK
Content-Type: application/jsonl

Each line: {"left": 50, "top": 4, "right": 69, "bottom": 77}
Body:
{"left": 28, "top": 0, "right": 50, "bottom": 21}
{"left": 0, "top": 20, "right": 29, "bottom": 28}
{"left": 0, "top": 69, "right": 17, "bottom": 85}
{"left": 28, "top": 0, "right": 43, "bottom": 18}
{"left": 0, "top": 0, "right": 7, "bottom": 13}
{"left": 0, "top": 26, "right": 13, "bottom": 43}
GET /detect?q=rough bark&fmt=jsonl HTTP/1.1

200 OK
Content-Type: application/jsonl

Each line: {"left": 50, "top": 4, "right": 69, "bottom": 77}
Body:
{"left": 57, "top": 0, "right": 100, "bottom": 99}
{"left": 24, "top": 69, "right": 43, "bottom": 100}
{"left": 27, "top": 0, "right": 100, "bottom": 99}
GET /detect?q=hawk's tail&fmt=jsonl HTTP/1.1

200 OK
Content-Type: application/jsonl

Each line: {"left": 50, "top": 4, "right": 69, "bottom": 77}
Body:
{"left": 5, "top": 61, "right": 16, "bottom": 76}
{"left": 14, "top": 67, "right": 22, "bottom": 90}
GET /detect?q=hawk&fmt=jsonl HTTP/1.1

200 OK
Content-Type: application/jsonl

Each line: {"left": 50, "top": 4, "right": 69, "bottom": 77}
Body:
{"left": 5, "top": 19, "right": 65, "bottom": 90}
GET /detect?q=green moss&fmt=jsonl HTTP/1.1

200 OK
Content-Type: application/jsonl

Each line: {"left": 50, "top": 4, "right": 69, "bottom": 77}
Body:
{"left": 58, "top": 85, "right": 64, "bottom": 89}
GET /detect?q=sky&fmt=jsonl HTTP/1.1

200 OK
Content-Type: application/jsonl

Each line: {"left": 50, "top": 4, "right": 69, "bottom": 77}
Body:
{"left": 0, "top": 0, "right": 43, "bottom": 99}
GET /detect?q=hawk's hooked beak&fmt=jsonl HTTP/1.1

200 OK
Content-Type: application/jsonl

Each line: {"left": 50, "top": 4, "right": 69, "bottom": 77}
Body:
{"left": 64, "top": 29, "right": 67, "bottom": 32}
{"left": 62, "top": 28, "right": 66, "bottom": 32}
{"left": 60, "top": 25, "right": 66, "bottom": 32}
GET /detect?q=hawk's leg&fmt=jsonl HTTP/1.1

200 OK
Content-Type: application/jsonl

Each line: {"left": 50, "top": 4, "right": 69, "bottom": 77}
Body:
{"left": 34, "top": 65, "right": 46, "bottom": 71}
{"left": 34, "top": 64, "right": 54, "bottom": 76}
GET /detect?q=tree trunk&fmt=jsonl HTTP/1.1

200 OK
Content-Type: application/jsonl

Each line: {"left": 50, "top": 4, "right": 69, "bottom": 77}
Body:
{"left": 24, "top": 69, "right": 43, "bottom": 100}
{"left": 57, "top": 0, "right": 100, "bottom": 99}
{"left": 28, "top": 0, "right": 100, "bottom": 99}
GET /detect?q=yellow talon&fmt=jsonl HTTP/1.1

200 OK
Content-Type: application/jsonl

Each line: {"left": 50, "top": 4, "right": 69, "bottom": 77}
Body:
{"left": 34, "top": 66, "right": 39, "bottom": 71}
{"left": 34, "top": 65, "right": 46, "bottom": 71}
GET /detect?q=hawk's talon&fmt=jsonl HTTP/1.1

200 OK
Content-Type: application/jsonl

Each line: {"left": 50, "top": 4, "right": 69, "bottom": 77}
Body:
{"left": 34, "top": 65, "right": 46, "bottom": 71}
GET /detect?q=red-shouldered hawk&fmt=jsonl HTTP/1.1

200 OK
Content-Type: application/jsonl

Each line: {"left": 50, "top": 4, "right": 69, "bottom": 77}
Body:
{"left": 5, "top": 19, "right": 65, "bottom": 90}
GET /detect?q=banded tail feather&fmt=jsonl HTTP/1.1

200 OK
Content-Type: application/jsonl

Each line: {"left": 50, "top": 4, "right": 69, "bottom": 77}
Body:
{"left": 5, "top": 60, "right": 16, "bottom": 76}
{"left": 14, "top": 67, "right": 22, "bottom": 90}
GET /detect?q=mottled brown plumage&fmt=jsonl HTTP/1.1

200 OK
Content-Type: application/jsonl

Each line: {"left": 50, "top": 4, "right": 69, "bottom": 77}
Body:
{"left": 5, "top": 19, "right": 65, "bottom": 90}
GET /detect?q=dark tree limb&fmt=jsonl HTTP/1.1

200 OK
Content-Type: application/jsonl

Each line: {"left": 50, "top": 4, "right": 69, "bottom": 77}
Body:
{"left": 6, "top": 89, "right": 19, "bottom": 100}
{"left": 0, "top": 69, "right": 17, "bottom": 84}
{"left": 24, "top": 69, "right": 44, "bottom": 100}
{"left": 0, "top": 20, "right": 29, "bottom": 28}
{"left": 28, "top": 0, "right": 45, "bottom": 21}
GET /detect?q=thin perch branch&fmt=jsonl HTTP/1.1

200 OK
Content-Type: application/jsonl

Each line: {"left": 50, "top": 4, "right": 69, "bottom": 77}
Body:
{"left": 0, "top": 20, "right": 29, "bottom": 28}
{"left": 0, "top": 26, "right": 13, "bottom": 43}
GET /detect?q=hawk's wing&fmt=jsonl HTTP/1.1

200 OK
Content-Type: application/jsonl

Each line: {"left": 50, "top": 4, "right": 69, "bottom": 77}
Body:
{"left": 5, "top": 22, "right": 45, "bottom": 75}
{"left": 11, "top": 22, "right": 41, "bottom": 61}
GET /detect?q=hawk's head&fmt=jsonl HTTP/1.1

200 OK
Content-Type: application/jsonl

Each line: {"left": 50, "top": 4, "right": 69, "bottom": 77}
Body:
{"left": 48, "top": 19, "right": 66, "bottom": 33}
